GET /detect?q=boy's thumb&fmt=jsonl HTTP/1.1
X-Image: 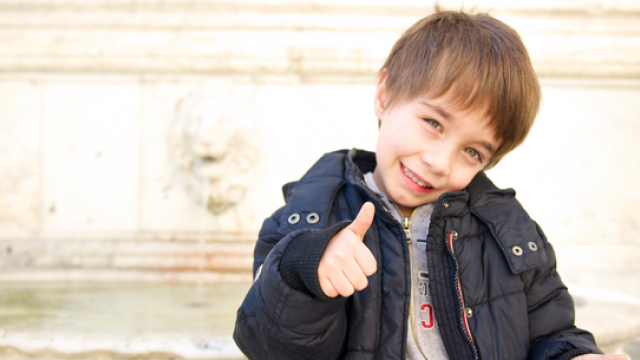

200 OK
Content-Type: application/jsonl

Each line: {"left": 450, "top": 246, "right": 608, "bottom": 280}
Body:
{"left": 348, "top": 202, "right": 375, "bottom": 240}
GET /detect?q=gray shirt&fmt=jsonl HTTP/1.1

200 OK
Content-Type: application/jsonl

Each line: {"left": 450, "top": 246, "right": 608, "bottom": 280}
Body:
{"left": 364, "top": 172, "right": 448, "bottom": 360}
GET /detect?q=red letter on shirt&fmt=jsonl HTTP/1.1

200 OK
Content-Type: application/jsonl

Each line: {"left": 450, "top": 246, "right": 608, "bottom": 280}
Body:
{"left": 420, "top": 304, "right": 433, "bottom": 329}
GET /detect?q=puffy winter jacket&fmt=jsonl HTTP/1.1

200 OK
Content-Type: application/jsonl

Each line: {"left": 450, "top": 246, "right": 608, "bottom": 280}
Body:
{"left": 234, "top": 149, "right": 601, "bottom": 360}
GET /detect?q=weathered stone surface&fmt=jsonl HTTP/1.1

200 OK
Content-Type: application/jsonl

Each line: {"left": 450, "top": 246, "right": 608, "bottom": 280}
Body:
{"left": 0, "top": 281, "right": 250, "bottom": 359}
{"left": 41, "top": 78, "right": 140, "bottom": 235}
{"left": 0, "top": 81, "right": 40, "bottom": 238}
{"left": 486, "top": 79, "right": 640, "bottom": 280}
{"left": 623, "top": 340, "right": 640, "bottom": 360}
{"left": 0, "top": 269, "right": 251, "bottom": 283}
{"left": 0, "top": 1, "right": 639, "bottom": 77}
{"left": 572, "top": 287, "right": 640, "bottom": 354}
{"left": 0, "top": 239, "right": 254, "bottom": 272}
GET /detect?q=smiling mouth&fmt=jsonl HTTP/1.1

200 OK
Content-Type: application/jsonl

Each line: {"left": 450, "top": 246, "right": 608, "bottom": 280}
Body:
{"left": 402, "top": 165, "right": 433, "bottom": 189}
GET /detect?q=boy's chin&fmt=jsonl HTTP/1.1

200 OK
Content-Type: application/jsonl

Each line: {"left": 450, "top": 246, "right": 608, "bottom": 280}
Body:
{"left": 393, "top": 193, "right": 440, "bottom": 211}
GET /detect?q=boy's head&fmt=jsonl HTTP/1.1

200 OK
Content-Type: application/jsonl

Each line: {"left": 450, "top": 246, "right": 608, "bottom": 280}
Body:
{"left": 371, "top": 8, "right": 541, "bottom": 214}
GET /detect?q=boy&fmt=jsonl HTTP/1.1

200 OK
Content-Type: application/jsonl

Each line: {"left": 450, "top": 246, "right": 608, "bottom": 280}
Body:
{"left": 234, "top": 8, "right": 626, "bottom": 360}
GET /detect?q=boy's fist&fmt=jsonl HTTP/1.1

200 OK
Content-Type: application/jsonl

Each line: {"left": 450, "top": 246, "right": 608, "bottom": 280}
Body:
{"left": 318, "top": 202, "right": 377, "bottom": 298}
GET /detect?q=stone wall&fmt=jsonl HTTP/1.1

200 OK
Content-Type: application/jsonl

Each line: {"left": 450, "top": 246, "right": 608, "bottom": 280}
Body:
{"left": 0, "top": 0, "right": 639, "bottom": 285}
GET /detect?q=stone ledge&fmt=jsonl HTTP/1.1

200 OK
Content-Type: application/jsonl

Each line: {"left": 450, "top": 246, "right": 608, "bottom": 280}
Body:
{"left": 0, "top": 2, "right": 639, "bottom": 77}
{"left": 1, "top": 0, "right": 640, "bottom": 14}
{"left": 0, "top": 239, "right": 255, "bottom": 271}
{"left": 0, "top": 269, "right": 252, "bottom": 283}
{"left": 0, "top": 332, "right": 246, "bottom": 360}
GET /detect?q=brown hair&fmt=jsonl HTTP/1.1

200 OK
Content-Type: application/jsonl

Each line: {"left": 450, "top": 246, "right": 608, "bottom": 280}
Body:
{"left": 380, "top": 7, "right": 541, "bottom": 169}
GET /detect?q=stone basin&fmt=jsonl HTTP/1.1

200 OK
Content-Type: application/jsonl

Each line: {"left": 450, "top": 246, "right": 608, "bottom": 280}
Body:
{"left": 571, "top": 286, "right": 640, "bottom": 355}
{"left": 0, "top": 280, "right": 638, "bottom": 360}
{"left": 0, "top": 281, "right": 250, "bottom": 360}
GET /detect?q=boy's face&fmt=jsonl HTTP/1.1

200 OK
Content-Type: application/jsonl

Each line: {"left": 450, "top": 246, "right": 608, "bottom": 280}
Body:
{"left": 372, "top": 73, "right": 499, "bottom": 216}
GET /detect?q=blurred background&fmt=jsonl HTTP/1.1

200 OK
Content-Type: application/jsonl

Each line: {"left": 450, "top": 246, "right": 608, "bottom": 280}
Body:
{"left": 0, "top": 0, "right": 639, "bottom": 359}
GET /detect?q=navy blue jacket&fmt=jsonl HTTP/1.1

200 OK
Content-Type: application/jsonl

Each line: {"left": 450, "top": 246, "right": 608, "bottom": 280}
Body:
{"left": 234, "top": 149, "right": 601, "bottom": 360}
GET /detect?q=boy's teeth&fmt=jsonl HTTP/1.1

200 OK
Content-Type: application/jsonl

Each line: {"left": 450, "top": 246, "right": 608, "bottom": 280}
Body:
{"left": 402, "top": 165, "right": 432, "bottom": 189}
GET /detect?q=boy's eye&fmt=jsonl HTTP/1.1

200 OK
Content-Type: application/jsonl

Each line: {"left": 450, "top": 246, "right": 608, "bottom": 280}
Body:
{"left": 464, "top": 148, "right": 481, "bottom": 160}
{"left": 425, "top": 118, "right": 441, "bottom": 130}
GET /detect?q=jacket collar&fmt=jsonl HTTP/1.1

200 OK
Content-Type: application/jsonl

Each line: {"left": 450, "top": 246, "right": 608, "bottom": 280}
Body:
{"left": 347, "top": 149, "right": 548, "bottom": 275}
{"left": 284, "top": 149, "right": 548, "bottom": 274}
{"left": 450, "top": 172, "right": 548, "bottom": 274}
{"left": 346, "top": 149, "right": 516, "bottom": 215}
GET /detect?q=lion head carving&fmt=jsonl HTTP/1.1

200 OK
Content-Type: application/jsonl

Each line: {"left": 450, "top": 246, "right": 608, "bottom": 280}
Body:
{"left": 169, "top": 81, "right": 261, "bottom": 214}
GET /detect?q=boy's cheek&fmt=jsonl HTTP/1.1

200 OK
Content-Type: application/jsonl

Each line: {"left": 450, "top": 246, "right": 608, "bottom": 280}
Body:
{"left": 447, "top": 170, "right": 482, "bottom": 192}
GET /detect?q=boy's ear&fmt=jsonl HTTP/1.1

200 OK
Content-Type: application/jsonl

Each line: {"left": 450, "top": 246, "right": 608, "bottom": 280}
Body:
{"left": 374, "top": 69, "right": 388, "bottom": 119}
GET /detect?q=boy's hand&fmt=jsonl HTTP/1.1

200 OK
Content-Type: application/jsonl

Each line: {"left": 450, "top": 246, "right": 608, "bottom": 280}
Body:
{"left": 573, "top": 355, "right": 628, "bottom": 360}
{"left": 318, "top": 202, "right": 377, "bottom": 298}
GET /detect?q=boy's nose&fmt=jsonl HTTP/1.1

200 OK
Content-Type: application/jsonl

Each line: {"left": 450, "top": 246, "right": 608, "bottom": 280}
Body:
{"left": 421, "top": 144, "right": 452, "bottom": 177}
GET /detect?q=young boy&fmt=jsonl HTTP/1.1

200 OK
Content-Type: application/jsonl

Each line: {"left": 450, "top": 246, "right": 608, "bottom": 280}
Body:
{"left": 234, "top": 8, "right": 627, "bottom": 360}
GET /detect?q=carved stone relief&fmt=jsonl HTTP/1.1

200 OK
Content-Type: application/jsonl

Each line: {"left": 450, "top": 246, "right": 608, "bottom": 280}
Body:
{"left": 169, "top": 81, "right": 261, "bottom": 214}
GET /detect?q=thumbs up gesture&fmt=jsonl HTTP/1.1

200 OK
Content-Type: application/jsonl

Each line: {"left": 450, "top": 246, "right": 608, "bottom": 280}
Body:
{"left": 318, "top": 202, "right": 378, "bottom": 298}
{"left": 572, "top": 355, "right": 628, "bottom": 360}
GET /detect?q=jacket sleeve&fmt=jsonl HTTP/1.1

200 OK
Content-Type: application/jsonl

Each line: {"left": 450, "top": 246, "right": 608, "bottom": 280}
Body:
{"left": 526, "top": 223, "right": 602, "bottom": 360}
{"left": 233, "top": 207, "right": 352, "bottom": 360}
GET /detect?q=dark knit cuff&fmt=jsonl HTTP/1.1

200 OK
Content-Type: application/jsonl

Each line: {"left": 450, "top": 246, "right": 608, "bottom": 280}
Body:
{"left": 279, "top": 220, "right": 352, "bottom": 300}
{"left": 551, "top": 349, "right": 594, "bottom": 360}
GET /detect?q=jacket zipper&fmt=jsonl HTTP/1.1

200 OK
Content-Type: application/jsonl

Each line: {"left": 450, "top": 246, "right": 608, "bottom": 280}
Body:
{"left": 355, "top": 181, "right": 423, "bottom": 360}
{"left": 446, "top": 231, "right": 479, "bottom": 360}
{"left": 396, "top": 205, "right": 428, "bottom": 360}
{"left": 359, "top": 176, "right": 478, "bottom": 359}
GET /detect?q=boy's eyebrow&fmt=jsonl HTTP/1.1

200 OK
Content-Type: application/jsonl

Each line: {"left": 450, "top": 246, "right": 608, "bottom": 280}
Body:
{"left": 420, "top": 100, "right": 496, "bottom": 155}
{"left": 478, "top": 141, "right": 495, "bottom": 155}
{"left": 420, "top": 101, "right": 453, "bottom": 121}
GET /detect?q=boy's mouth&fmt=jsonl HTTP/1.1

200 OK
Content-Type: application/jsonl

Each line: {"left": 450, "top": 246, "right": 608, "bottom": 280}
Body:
{"left": 401, "top": 164, "right": 433, "bottom": 189}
